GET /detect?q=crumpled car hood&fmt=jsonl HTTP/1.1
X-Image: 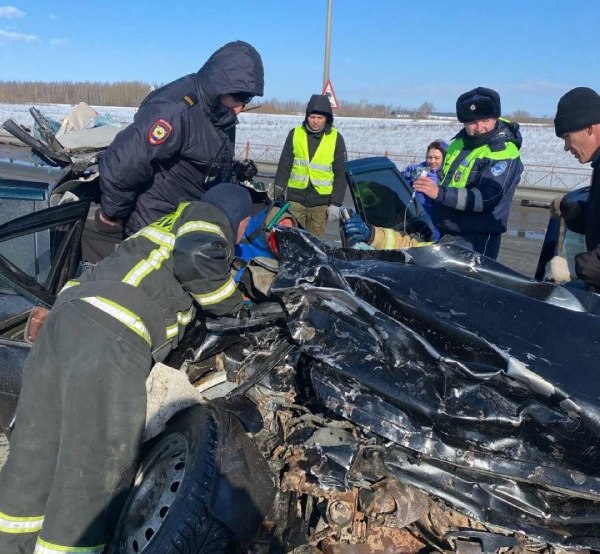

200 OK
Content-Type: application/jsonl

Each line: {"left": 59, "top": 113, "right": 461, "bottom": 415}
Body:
{"left": 270, "top": 228, "right": 600, "bottom": 548}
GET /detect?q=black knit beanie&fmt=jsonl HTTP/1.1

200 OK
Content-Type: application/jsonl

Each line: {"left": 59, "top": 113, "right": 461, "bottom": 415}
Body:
{"left": 202, "top": 182, "right": 252, "bottom": 236}
{"left": 554, "top": 87, "right": 600, "bottom": 136}
{"left": 456, "top": 87, "right": 501, "bottom": 123}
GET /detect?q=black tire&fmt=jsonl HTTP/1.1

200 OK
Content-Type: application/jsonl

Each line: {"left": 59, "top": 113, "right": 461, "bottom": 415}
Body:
{"left": 108, "top": 405, "right": 233, "bottom": 554}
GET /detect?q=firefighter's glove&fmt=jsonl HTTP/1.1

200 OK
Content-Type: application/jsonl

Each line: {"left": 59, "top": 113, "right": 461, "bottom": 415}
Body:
{"left": 327, "top": 205, "right": 341, "bottom": 223}
{"left": 550, "top": 195, "right": 565, "bottom": 220}
{"left": 341, "top": 213, "right": 372, "bottom": 246}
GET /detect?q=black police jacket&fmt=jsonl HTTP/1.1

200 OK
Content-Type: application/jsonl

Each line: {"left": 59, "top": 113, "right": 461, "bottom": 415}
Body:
{"left": 99, "top": 41, "right": 263, "bottom": 235}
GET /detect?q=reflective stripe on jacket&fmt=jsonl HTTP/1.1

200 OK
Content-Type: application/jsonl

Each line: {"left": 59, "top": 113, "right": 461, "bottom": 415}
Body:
{"left": 58, "top": 201, "right": 241, "bottom": 360}
{"left": 369, "top": 226, "right": 430, "bottom": 250}
{"left": 434, "top": 119, "right": 524, "bottom": 235}
{"left": 288, "top": 126, "right": 338, "bottom": 195}
{"left": 440, "top": 136, "right": 520, "bottom": 212}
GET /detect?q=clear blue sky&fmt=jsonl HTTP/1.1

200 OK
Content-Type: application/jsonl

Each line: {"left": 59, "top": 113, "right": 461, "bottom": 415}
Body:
{"left": 0, "top": 1, "right": 599, "bottom": 117}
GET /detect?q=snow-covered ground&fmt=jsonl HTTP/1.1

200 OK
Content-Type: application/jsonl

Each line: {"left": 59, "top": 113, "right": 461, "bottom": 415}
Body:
{"left": 0, "top": 101, "right": 575, "bottom": 166}
{"left": 0, "top": 102, "right": 589, "bottom": 190}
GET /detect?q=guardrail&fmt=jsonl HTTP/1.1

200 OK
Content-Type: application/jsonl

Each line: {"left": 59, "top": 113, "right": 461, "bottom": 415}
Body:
{"left": 235, "top": 141, "right": 592, "bottom": 201}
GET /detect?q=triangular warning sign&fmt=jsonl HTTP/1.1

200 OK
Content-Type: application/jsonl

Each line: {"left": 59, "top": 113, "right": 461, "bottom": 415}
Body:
{"left": 322, "top": 79, "right": 339, "bottom": 110}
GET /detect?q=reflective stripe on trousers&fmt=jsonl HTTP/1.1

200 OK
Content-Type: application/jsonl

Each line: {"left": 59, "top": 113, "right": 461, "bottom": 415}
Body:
{"left": 34, "top": 537, "right": 105, "bottom": 553}
{"left": 0, "top": 511, "right": 43, "bottom": 534}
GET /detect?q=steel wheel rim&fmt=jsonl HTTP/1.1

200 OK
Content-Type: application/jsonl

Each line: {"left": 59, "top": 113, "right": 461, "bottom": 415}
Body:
{"left": 118, "top": 432, "right": 189, "bottom": 553}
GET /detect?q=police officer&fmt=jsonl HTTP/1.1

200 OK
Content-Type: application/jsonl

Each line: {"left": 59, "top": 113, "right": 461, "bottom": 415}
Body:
{"left": 82, "top": 40, "right": 264, "bottom": 262}
{"left": 413, "top": 87, "right": 523, "bottom": 259}
{"left": 273, "top": 94, "right": 347, "bottom": 238}
{"left": 0, "top": 183, "right": 252, "bottom": 554}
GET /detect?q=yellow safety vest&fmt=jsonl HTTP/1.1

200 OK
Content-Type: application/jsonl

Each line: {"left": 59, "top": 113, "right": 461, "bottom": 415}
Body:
{"left": 288, "top": 126, "right": 338, "bottom": 196}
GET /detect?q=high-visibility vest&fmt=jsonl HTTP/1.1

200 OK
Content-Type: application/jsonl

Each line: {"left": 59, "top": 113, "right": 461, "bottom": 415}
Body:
{"left": 441, "top": 126, "right": 520, "bottom": 190}
{"left": 288, "top": 126, "right": 338, "bottom": 196}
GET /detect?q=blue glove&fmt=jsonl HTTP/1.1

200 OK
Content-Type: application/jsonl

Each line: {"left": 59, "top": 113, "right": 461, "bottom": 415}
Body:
{"left": 341, "top": 213, "right": 372, "bottom": 246}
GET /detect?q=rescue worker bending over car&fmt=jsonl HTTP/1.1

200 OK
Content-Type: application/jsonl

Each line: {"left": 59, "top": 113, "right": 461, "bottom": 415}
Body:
{"left": 82, "top": 40, "right": 264, "bottom": 262}
{"left": 0, "top": 183, "right": 252, "bottom": 554}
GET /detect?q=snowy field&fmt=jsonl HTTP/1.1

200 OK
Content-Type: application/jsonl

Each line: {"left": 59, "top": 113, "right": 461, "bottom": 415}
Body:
{"left": 0, "top": 102, "right": 590, "bottom": 189}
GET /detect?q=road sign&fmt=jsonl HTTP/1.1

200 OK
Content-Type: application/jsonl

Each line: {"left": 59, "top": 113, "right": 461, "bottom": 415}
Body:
{"left": 322, "top": 79, "right": 339, "bottom": 109}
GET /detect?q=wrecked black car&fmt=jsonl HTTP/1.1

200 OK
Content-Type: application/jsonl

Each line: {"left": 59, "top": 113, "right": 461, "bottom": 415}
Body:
{"left": 1, "top": 141, "right": 600, "bottom": 552}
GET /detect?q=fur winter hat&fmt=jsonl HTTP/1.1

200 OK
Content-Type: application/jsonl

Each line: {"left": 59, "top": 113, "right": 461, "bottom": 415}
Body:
{"left": 456, "top": 87, "right": 501, "bottom": 123}
{"left": 554, "top": 87, "right": 600, "bottom": 136}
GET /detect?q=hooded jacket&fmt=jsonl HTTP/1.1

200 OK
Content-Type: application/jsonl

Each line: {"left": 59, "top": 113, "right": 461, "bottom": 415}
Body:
{"left": 99, "top": 41, "right": 264, "bottom": 235}
{"left": 433, "top": 119, "right": 523, "bottom": 236}
{"left": 274, "top": 94, "right": 347, "bottom": 207}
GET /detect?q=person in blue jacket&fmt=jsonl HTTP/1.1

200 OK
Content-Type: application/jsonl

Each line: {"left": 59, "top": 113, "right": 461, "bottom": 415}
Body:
{"left": 403, "top": 139, "right": 447, "bottom": 240}
{"left": 413, "top": 87, "right": 523, "bottom": 259}
{"left": 82, "top": 41, "right": 264, "bottom": 262}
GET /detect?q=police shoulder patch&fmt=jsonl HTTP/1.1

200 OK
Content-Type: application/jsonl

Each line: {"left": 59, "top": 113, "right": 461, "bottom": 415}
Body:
{"left": 148, "top": 119, "right": 173, "bottom": 145}
{"left": 490, "top": 160, "right": 508, "bottom": 177}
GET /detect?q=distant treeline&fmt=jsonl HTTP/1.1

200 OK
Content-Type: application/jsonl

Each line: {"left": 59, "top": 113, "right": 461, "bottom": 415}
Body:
{"left": 0, "top": 81, "right": 552, "bottom": 123}
{"left": 0, "top": 81, "right": 157, "bottom": 107}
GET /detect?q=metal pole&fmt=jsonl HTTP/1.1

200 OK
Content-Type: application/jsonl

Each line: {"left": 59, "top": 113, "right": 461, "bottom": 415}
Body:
{"left": 323, "top": 0, "right": 332, "bottom": 89}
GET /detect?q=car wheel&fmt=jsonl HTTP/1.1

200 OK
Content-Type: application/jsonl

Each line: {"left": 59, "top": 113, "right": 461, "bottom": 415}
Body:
{"left": 108, "top": 404, "right": 234, "bottom": 554}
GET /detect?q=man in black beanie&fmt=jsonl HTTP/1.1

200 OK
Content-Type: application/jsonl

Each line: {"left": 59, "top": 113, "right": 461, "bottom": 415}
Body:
{"left": 413, "top": 86, "right": 523, "bottom": 259}
{"left": 550, "top": 87, "right": 600, "bottom": 290}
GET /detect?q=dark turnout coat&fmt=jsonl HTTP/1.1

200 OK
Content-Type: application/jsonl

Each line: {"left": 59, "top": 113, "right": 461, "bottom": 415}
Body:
{"left": 99, "top": 41, "right": 264, "bottom": 235}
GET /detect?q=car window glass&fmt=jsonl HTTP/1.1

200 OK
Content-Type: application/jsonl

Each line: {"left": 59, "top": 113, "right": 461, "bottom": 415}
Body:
{"left": 0, "top": 198, "right": 51, "bottom": 283}
{"left": 351, "top": 167, "right": 434, "bottom": 239}
{"left": 0, "top": 272, "right": 35, "bottom": 321}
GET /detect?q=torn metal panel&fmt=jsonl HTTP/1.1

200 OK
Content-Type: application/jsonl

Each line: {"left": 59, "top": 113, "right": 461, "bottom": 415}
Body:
{"left": 269, "top": 227, "right": 600, "bottom": 549}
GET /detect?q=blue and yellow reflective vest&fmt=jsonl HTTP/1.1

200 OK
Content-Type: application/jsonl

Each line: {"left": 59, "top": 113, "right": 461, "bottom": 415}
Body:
{"left": 434, "top": 120, "right": 524, "bottom": 235}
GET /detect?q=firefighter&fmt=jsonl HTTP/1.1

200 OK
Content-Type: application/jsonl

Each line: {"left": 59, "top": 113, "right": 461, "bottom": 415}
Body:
{"left": 273, "top": 94, "right": 347, "bottom": 238}
{"left": 0, "top": 183, "right": 252, "bottom": 554}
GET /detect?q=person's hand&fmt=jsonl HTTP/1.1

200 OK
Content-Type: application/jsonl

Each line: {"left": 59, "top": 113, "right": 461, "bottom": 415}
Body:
{"left": 95, "top": 209, "right": 123, "bottom": 233}
{"left": 544, "top": 255, "right": 572, "bottom": 283}
{"left": 550, "top": 195, "right": 565, "bottom": 219}
{"left": 412, "top": 176, "right": 439, "bottom": 199}
{"left": 327, "top": 205, "right": 341, "bottom": 222}
{"left": 98, "top": 211, "right": 123, "bottom": 228}
{"left": 341, "top": 213, "right": 372, "bottom": 246}
{"left": 273, "top": 185, "right": 286, "bottom": 202}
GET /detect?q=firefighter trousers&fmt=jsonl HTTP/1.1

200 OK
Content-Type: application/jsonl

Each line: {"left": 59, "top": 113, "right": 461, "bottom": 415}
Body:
{"left": 0, "top": 299, "right": 153, "bottom": 553}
